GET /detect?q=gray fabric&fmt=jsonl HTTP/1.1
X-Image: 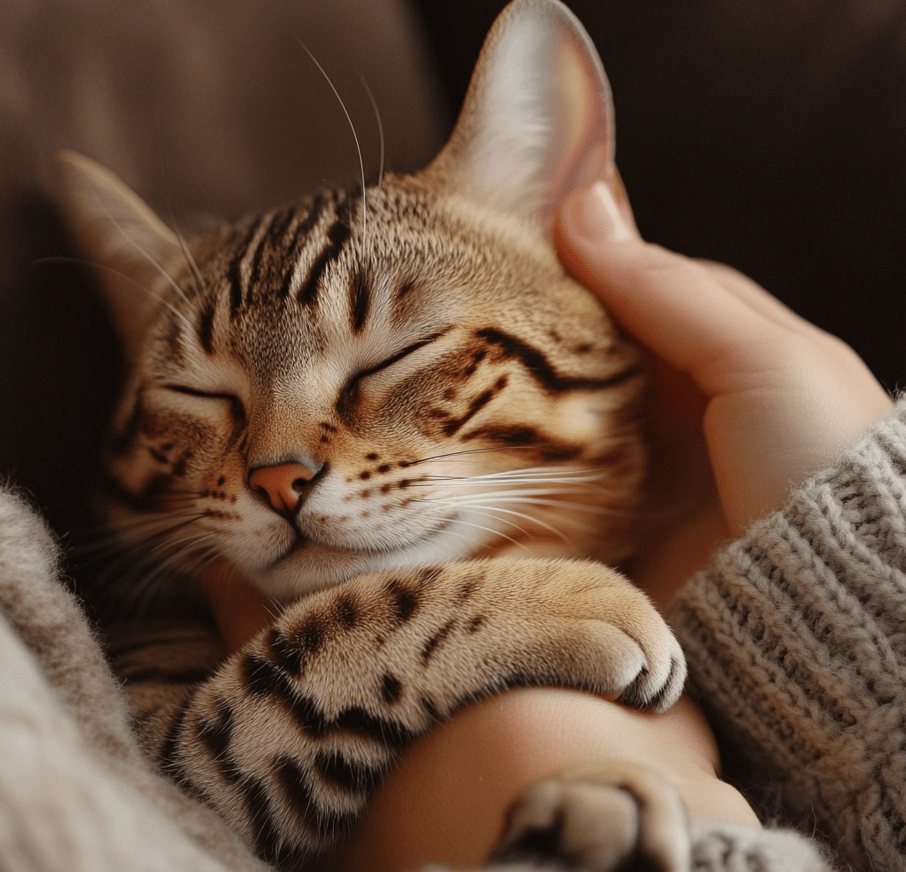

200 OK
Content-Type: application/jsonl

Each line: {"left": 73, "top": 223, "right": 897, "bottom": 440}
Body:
{"left": 0, "top": 488, "right": 267, "bottom": 872}
{"left": 669, "top": 400, "right": 906, "bottom": 872}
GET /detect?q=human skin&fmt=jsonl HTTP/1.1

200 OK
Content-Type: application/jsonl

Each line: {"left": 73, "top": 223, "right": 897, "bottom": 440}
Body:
{"left": 319, "top": 690, "right": 759, "bottom": 872}
{"left": 560, "top": 176, "right": 893, "bottom": 603}
{"left": 201, "top": 178, "right": 892, "bottom": 871}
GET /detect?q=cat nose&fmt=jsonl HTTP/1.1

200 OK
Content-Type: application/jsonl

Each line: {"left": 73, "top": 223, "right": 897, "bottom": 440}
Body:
{"left": 248, "top": 460, "right": 321, "bottom": 517}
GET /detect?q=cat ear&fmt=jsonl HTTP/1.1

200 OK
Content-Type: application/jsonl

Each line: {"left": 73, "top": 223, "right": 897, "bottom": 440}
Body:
{"left": 56, "top": 150, "right": 183, "bottom": 360}
{"left": 426, "top": 0, "right": 615, "bottom": 230}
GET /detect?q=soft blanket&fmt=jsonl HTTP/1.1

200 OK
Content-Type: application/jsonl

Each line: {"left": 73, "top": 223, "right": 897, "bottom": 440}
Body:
{"left": 0, "top": 486, "right": 269, "bottom": 872}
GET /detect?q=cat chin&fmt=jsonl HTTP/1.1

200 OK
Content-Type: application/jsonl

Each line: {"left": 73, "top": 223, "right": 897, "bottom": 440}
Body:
{"left": 244, "top": 522, "right": 493, "bottom": 601}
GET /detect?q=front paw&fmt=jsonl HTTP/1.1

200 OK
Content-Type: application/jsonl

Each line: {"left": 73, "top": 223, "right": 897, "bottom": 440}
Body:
{"left": 489, "top": 558, "right": 686, "bottom": 713}
{"left": 491, "top": 762, "right": 690, "bottom": 872}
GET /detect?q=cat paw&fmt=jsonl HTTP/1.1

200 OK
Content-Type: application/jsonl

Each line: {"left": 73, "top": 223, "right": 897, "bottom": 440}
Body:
{"left": 500, "top": 558, "right": 687, "bottom": 713}
{"left": 491, "top": 762, "right": 690, "bottom": 872}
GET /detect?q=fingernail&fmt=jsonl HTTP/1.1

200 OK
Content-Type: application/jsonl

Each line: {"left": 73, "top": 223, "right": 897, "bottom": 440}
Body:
{"left": 570, "top": 181, "right": 634, "bottom": 242}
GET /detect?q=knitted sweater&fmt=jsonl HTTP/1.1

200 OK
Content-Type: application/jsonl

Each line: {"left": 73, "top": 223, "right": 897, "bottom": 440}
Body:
{"left": 669, "top": 400, "right": 906, "bottom": 872}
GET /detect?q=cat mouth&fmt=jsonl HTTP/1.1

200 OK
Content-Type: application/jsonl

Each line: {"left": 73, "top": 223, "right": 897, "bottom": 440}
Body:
{"left": 274, "top": 511, "right": 461, "bottom": 566}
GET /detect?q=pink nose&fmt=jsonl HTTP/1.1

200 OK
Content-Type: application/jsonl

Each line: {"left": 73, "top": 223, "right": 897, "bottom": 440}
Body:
{"left": 248, "top": 462, "right": 319, "bottom": 516}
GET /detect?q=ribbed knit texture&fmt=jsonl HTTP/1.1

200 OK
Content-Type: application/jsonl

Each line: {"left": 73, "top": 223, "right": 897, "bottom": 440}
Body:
{"left": 669, "top": 402, "right": 906, "bottom": 872}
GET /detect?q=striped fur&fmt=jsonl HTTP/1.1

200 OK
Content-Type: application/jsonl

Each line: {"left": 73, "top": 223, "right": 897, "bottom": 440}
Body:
{"left": 97, "top": 178, "right": 651, "bottom": 598}
{"left": 109, "top": 559, "right": 684, "bottom": 865}
{"left": 60, "top": 0, "right": 687, "bottom": 866}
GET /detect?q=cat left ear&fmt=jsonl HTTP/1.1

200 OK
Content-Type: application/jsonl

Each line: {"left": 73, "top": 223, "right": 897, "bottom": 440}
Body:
{"left": 425, "top": 0, "right": 615, "bottom": 230}
{"left": 56, "top": 151, "right": 184, "bottom": 361}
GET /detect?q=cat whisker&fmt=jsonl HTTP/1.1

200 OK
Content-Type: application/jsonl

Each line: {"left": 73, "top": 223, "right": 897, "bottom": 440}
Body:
{"left": 467, "top": 465, "right": 611, "bottom": 483}
{"left": 113, "top": 511, "right": 208, "bottom": 537}
{"left": 35, "top": 256, "right": 196, "bottom": 337}
{"left": 83, "top": 186, "right": 196, "bottom": 313}
{"left": 359, "top": 76, "right": 385, "bottom": 191}
{"left": 413, "top": 482, "right": 601, "bottom": 498}
{"left": 298, "top": 40, "right": 368, "bottom": 255}
{"left": 402, "top": 444, "right": 541, "bottom": 466}
{"left": 421, "top": 497, "right": 578, "bottom": 548}
{"left": 84, "top": 550, "right": 178, "bottom": 616}
{"left": 131, "top": 535, "right": 217, "bottom": 587}
{"left": 516, "top": 497, "right": 624, "bottom": 517}
{"left": 430, "top": 512, "right": 530, "bottom": 552}
{"left": 151, "top": 526, "right": 217, "bottom": 558}
{"left": 441, "top": 493, "right": 605, "bottom": 514}
{"left": 71, "top": 510, "right": 207, "bottom": 562}
{"left": 73, "top": 513, "right": 211, "bottom": 584}
{"left": 175, "top": 228, "right": 207, "bottom": 298}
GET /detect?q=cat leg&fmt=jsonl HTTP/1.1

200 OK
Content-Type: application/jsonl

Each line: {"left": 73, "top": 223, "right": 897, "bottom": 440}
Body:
{"left": 140, "top": 557, "right": 685, "bottom": 864}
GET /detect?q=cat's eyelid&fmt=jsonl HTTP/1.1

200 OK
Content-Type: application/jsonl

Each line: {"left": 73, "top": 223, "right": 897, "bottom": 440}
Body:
{"left": 164, "top": 383, "right": 233, "bottom": 399}
{"left": 359, "top": 326, "right": 453, "bottom": 381}
{"left": 163, "top": 383, "right": 247, "bottom": 418}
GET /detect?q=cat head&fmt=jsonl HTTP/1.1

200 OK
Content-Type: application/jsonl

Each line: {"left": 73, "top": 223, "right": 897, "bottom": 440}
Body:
{"left": 59, "top": 0, "right": 646, "bottom": 600}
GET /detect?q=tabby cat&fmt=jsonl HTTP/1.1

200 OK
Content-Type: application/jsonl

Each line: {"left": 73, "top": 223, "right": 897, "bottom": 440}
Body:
{"left": 60, "top": 0, "right": 685, "bottom": 867}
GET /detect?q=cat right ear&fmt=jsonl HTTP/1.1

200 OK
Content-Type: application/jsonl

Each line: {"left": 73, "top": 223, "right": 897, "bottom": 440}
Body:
{"left": 56, "top": 150, "right": 183, "bottom": 361}
{"left": 424, "top": 0, "right": 617, "bottom": 231}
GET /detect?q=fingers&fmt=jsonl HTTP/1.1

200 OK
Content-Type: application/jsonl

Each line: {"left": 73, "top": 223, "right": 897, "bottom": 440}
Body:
{"left": 554, "top": 182, "right": 788, "bottom": 396}
{"left": 697, "top": 259, "right": 845, "bottom": 351}
{"left": 554, "top": 180, "right": 892, "bottom": 531}
{"left": 556, "top": 181, "right": 890, "bottom": 405}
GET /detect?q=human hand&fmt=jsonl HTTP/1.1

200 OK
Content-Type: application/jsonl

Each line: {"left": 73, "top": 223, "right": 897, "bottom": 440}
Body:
{"left": 554, "top": 179, "right": 893, "bottom": 605}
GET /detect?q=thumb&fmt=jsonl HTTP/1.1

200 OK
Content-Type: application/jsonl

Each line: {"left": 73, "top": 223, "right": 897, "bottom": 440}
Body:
{"left": 554, "top": 182, "right": 778, "bottom": 395}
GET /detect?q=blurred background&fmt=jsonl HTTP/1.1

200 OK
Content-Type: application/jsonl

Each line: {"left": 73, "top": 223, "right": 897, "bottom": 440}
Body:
{"left": 2, "top": 0, "right": 904, "bottom": 543}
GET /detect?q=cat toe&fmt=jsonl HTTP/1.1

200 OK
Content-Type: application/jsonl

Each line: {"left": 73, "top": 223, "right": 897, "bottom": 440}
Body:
{"left": 491, "top": 762, "right": 690, "bottom": 872}
{"left": 618, "top": 650, "right": 687, "bottom": 713}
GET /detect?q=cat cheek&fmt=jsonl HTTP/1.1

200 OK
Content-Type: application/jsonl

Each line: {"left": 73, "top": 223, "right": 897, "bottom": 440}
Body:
{"left": 556, "top": 396, "right": 606, "bottom": 444}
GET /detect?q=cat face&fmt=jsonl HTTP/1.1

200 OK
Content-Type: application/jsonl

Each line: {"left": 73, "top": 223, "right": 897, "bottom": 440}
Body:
{"left": 61, "top": 0, "right": 647, "bottom": 599}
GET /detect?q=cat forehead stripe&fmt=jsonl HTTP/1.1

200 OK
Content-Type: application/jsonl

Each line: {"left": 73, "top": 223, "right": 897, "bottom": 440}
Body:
{"left": 246, "top": 208, "right": 288, "bottom": 295}
{"left": 278, "top": 192, "right": 329, "bottom": 299}
{"left": 349, "top": 267, "right": 371, "bottom": 335}
{"left": 197, "top": 303, "right": 216, "bottom": 355}
{"left": 227, "top": 215, "right": 268, "bottom": 316}
{"left": 223, "top": 189, "right": 359, "bottom": 315}
{"left": 297, "top": 189, "right": 358, "bottom": 308}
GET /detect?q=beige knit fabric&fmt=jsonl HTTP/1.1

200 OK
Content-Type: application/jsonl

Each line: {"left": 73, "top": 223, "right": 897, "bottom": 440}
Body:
{"left": 669, "top": 401, "right": 906, "bottom": 872}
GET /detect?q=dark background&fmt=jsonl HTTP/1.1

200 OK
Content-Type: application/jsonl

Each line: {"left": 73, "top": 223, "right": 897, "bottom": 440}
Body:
{"left": 413, "top": 0, "right": 906, "bottom": 393}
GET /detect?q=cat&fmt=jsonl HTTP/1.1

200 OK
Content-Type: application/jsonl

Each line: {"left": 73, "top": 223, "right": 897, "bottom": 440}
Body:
{"left": 58, "top": 0, "right": 686, "bottom": 868}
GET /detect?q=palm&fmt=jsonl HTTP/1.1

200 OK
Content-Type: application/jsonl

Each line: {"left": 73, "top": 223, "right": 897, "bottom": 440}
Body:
{"left": 623, "top": 357, "right": 728, "bottom": 609}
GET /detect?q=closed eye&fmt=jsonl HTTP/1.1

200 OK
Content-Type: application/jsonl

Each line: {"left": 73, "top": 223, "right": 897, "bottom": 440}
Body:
{"left": 337, "top": 327, "right": 452, "bottom": 415}
{"left": 352, "top": 327, "right": 453, "bottom": 385}
{"left": 164, "top": 384, "right": 246, "bottom": 422}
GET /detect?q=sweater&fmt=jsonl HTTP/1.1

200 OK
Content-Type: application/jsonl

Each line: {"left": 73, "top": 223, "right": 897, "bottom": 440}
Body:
{"left": 669, "top": 400, "right": 906, "bottom": 872}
